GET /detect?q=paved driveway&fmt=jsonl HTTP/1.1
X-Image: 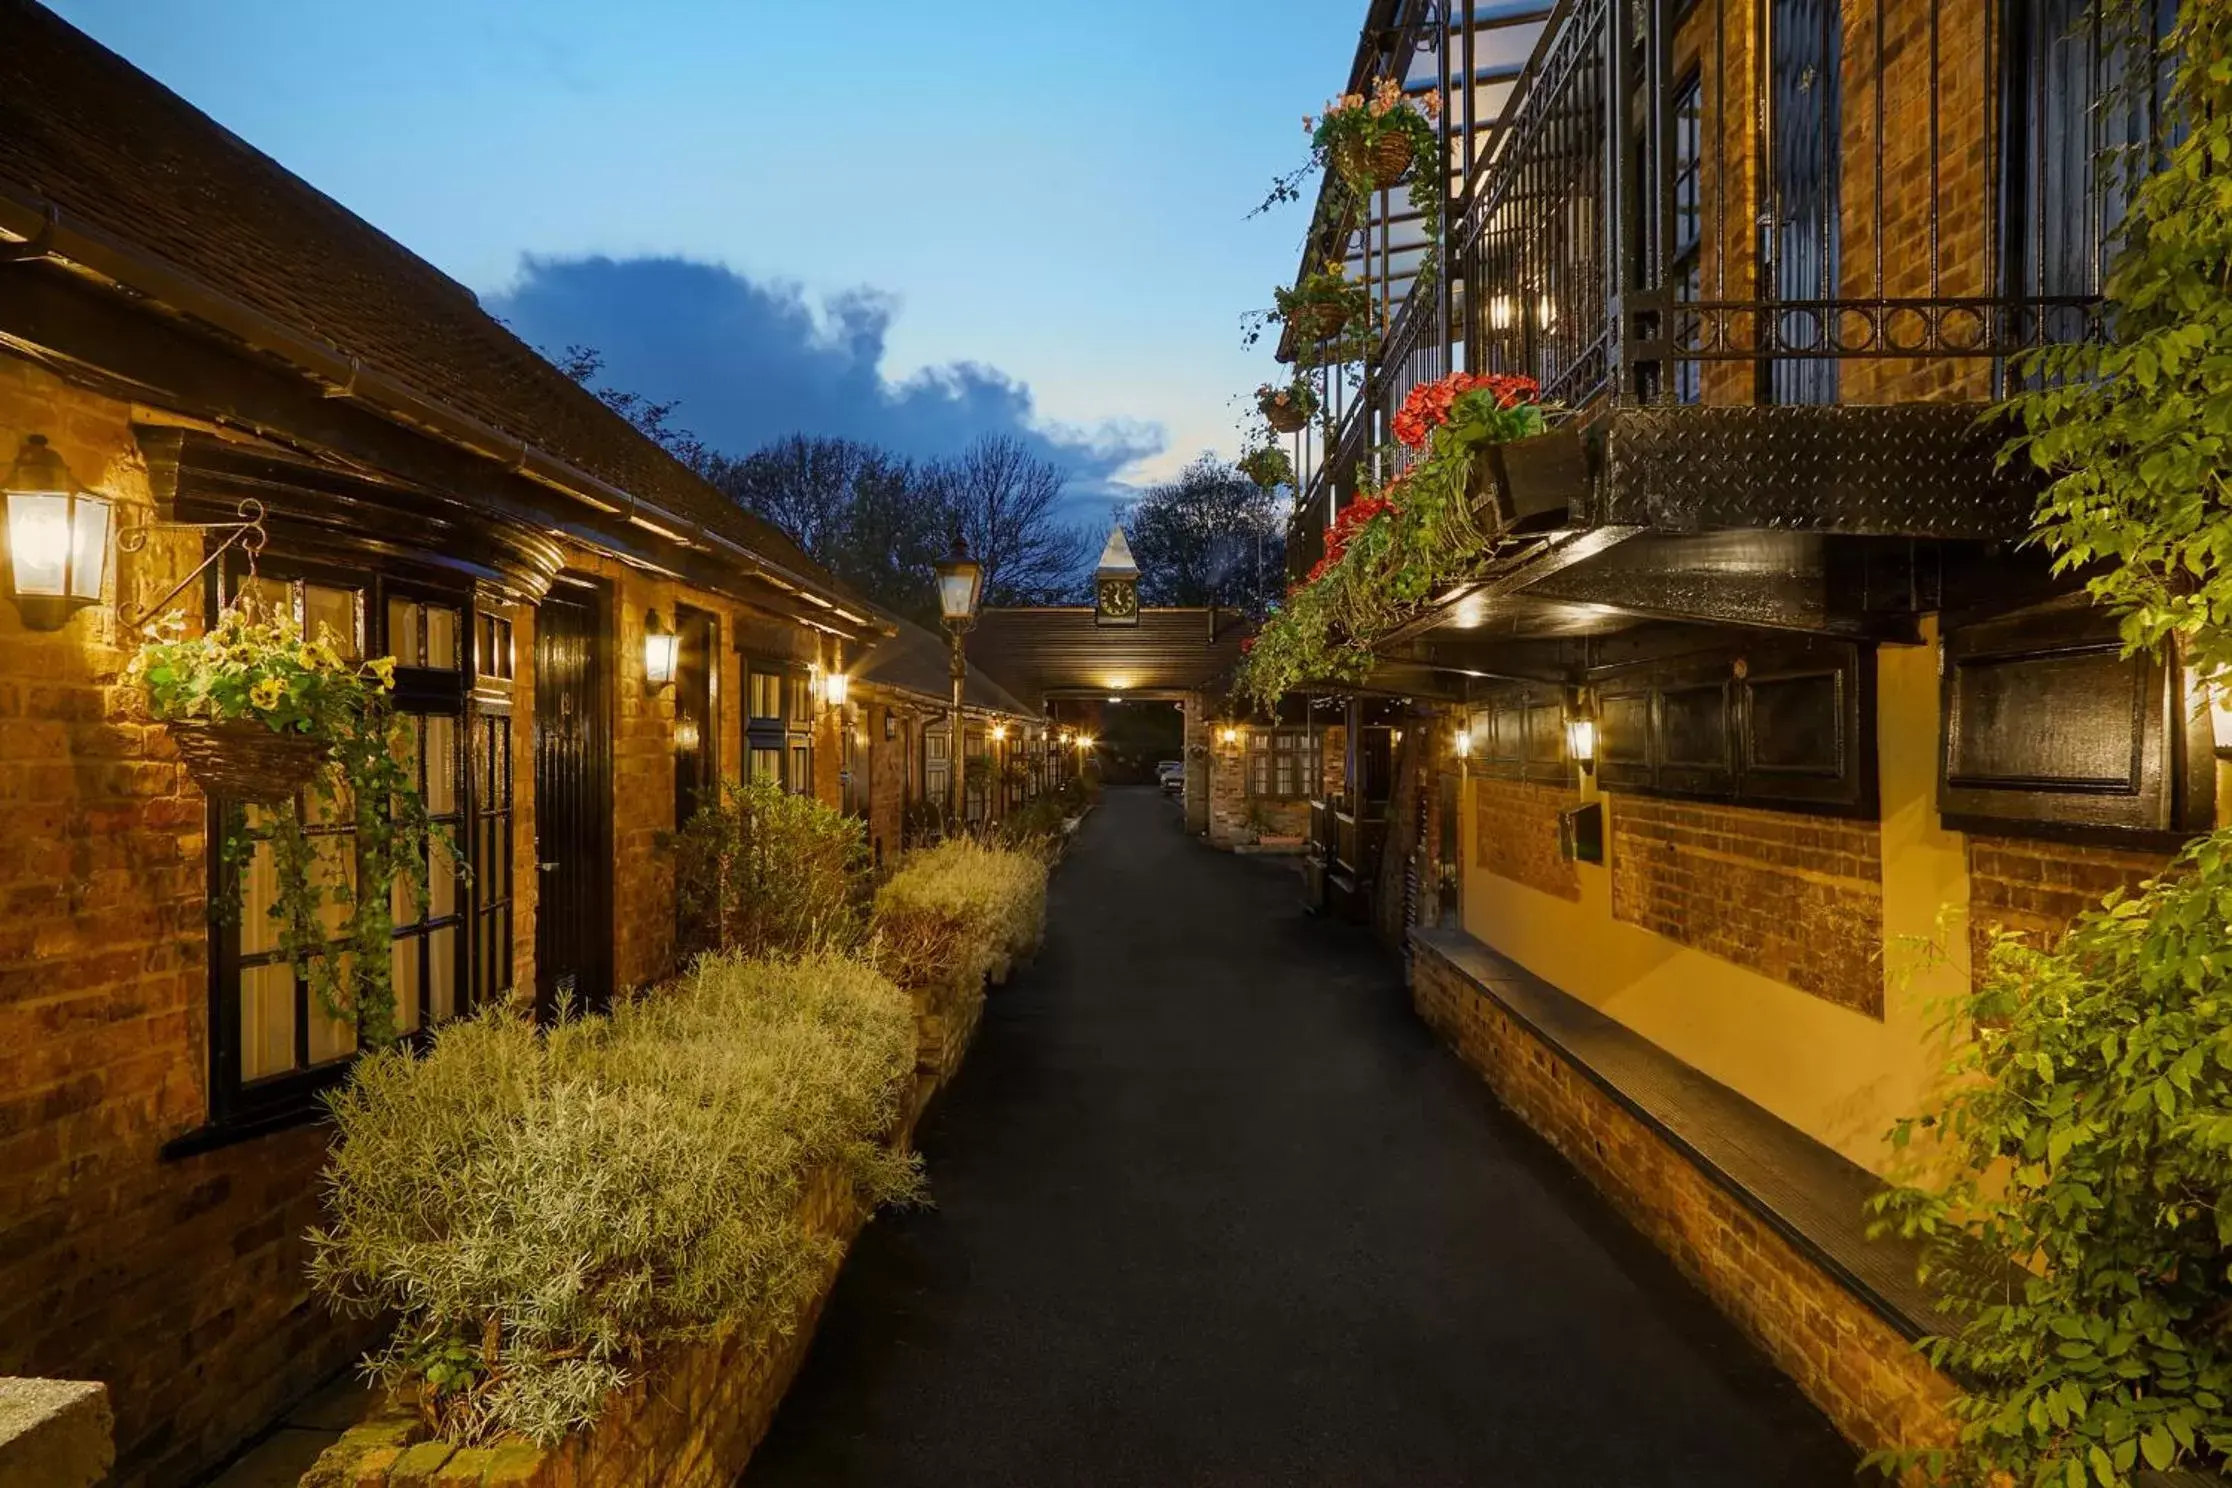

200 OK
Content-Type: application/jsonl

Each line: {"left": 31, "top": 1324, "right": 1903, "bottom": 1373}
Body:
{"left": 743, "top": 787, "right": 1856, "bottom": 1487}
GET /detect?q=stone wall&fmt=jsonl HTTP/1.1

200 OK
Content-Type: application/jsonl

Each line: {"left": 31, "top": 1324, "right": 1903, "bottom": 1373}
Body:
{"left": 1410, "top": 940, "right": 1958, "bottom": 1460}
{"left": 1472, "top": 777, "right": 1579, "bottom": 902}
{"left": 1965, "top": 834, "right": 2174, "bottom": 989}
{"left": 1610, "top": 796, "right": 1885, "bottom": 1017}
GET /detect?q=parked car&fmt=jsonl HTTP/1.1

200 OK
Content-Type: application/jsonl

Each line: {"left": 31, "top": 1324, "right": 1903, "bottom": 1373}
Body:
{"left": 1156, "top": 760, "right": 1185, "bottom": 794}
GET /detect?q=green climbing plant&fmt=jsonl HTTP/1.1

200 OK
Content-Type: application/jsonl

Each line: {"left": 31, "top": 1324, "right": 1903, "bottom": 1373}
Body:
{"left": 136, "top": 596, "right": 456, "bottom": 1046}
{"left": 1868, "top": 7, "right": 2232, "bottom": 1484}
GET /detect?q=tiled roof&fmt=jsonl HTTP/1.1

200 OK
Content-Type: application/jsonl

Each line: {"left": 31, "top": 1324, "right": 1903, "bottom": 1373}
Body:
{"left": 0, "top": 1, "right": 842, "bottom": 601}
{"left": 965, "top": 607, "right": 1251, "bottom": 703}
{"left": 855, "top": 617, "right": 1041, "bottom": 720}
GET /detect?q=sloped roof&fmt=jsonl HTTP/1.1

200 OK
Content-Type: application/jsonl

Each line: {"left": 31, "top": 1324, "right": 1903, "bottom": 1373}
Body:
{"left": 0, "top": 1, "right": 845, "bottom": 605}
{"left": 854, "top": 616, "right": 1042, "bottom": 720}
{"left": 966, "top": 607, "right": 1252, "bottom": 703}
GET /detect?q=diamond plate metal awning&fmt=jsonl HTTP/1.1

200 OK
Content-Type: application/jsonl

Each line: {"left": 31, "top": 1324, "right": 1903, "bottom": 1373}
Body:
{"left": 1594, "top": 404, "right": 2038, "bottom": 540}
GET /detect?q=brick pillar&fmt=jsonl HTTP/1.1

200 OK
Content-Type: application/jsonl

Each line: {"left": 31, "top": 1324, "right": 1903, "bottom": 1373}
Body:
{"left": 1183, "top": 691, "right": 1210, "bottom": 835}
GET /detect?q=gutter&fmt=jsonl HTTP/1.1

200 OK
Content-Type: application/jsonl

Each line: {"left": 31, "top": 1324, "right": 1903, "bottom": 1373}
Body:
{"left": 0, "top": 176, "right": 877, "bottom": 633}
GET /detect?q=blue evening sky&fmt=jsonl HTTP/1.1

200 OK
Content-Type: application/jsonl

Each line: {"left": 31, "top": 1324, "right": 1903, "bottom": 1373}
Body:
{"left": 46, "top": 0, "right": 1359, "bottom": 512}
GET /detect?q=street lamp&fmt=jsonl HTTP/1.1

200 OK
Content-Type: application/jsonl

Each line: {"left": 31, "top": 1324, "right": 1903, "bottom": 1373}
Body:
{"left": 933, "top": 535, "right": 983, "bottom": 827}
{"left": 3, "top": 434, "right": 113, "bottom": 631}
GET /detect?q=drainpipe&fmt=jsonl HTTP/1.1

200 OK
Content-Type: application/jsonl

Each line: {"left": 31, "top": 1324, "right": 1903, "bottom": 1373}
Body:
{"left": 0, "top": 177, "right": 873, "bottom": 632}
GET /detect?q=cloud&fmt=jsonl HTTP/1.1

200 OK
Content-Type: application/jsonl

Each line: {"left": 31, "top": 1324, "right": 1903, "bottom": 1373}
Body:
{"left": 484, "top": 255, "right": 1163, "bottom": 524}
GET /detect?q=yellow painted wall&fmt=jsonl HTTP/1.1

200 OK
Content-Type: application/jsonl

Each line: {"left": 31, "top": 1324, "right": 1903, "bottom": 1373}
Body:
{"left": 1458, "top": 622, "right": 1970, "bottom": 1173}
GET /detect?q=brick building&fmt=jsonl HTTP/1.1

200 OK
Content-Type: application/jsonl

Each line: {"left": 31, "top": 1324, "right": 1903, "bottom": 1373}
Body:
{"left": 0, "top": 6, "right": 1044, "bottom": 1483}
{"left": 1269, "top": 0, "right": 2209, "bottom": 1457}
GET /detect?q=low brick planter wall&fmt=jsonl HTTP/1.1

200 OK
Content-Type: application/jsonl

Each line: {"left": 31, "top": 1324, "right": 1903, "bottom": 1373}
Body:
{"left": 300, "top": 1166, "right": 866, "bottom": 1488}
{"left": 1410, "top": 935, "right": 1958, "bottom": 1459}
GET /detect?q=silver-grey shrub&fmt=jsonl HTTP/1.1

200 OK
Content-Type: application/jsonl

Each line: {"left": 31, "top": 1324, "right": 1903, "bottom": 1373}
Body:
{"left": 307, "top": 953, "right": 920, "bottom": 1446}
{"left": 875, "top": 837, "right": 1049, "bottom": 971}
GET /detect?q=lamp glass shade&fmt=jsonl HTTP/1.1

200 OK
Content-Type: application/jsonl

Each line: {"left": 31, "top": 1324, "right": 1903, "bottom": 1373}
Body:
{"left": 642, "top": 611, "right": 678, "bottom": 688}
{"left": 823, "top": 671, "right": 849, "bottom": 707}
{"left": 1565, "top": 716, "right": 1598, "bottom": 764}
{"left": 933, "top": 539, "right": 983, "bottom": 624}
{"left": 7, "top": 490, "right": 73, "bottom": 597}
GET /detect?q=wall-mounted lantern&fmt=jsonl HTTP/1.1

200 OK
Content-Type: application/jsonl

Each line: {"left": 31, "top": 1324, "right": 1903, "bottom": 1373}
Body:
{"left": 3, "top": 435, "right": 113, "bottom": 631}
{"left": 822, "top": 669, "right": 849, "bottom": 708}
{"left": 1218, "top": 725, "right": 1242, "bottom": 748}
{"left": 674, "top": 715, "right": 702, "bottom": 753}
{"left": 1565, "top": 690, "right": 1598, "bottom": 776}
{"left": 1453, "top": 721, "right": 1473, "bottom": 764}
{"left": 643, "top": 608, "right": 678, "bottom": 690}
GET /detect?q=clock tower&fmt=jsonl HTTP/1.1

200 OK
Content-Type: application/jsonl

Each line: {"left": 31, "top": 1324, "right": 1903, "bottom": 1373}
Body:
{"left": 1093, "top": 524, "right": 1140, "bottom": 627}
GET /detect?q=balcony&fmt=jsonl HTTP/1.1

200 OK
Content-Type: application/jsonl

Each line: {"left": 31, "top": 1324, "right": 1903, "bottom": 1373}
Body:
{"left": 1286, "top": 0, "right": 2167, "bottom": 607}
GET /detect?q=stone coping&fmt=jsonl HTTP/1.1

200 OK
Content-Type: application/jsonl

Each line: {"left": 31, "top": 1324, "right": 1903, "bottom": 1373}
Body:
{"left": 0, "top": 1378, "right": 113, "bottom": 1488}
{"left": 1410, "top": 926, "right": 1951, "bottom": 1342}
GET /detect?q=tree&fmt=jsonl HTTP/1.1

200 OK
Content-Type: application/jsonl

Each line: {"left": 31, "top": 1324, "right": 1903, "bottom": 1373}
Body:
{"left": 1125, "top": 455, "right": 1286, "bottom": 616}
{"left": 549, "top": 344, "right": 708, "bottom": 470}
{"left": 927, "top": 435, "right": 1091, "bottom": 606}
{"left": 702, "top": 436, "right": 950, "bottom": 623}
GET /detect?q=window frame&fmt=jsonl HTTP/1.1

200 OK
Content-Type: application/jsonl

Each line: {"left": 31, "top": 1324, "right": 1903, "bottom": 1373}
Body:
{"left": 1245, "top": 728, "right": 1322, "bottom": 802}
{"left": 198, "top": 557, "right": 509, "bottom": 1137}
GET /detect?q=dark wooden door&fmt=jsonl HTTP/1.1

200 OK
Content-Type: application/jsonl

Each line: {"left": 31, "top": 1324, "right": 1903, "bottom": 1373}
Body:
{"left": 673, "top": 605, "right": 717, "bottom": 829}
{"left": 534, "top": 586, "right": 613, "bottom": 1019}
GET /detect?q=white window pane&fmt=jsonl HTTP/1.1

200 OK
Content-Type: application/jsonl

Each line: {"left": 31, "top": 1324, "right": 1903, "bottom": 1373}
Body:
{"left": 241, "top": 838, "right": 278, "bottom": 956}
{"left": 428, "top": 926, "right": 458, "bottom": 1022}
{"left": 391, "top": 936, "right": 423, "bottom": 1036}
{"left": 424, "top": 715, "right": 457, "bottom": 814}
{"left": 306, "top": 982, "right": 356, "bottom": 1065}
{"left": 239, "top": 963, "right": 294, "bottom": 1082}
{"left": 429, "top": 858, "right": 457, "bottom": 920}
{"left": 386, "top": 598, "right": 421, "bottom": 667}
{"left": 306, "top": 584, "right": 360, "bottom": 660}
{"left": 425, "top": 607, "right": 459, "bottom": 669}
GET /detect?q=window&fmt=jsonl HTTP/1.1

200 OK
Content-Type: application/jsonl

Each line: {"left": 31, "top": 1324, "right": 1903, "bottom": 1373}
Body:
{"left": 211, "top": 569, "right": 509, "bottom": 1128}
{"left": 745, "top": 659, "right": 814, "bottom": 796}
{"left": 749, "top": 670, "right": 783, "bottom": 721}
{"left": 1764, "top": 0, "right": 1842, "bottom": 407}
{"left": 1247, "top": 729, "right": 1321, "bottom": 800}
{"left": 1670, "top": 71, "right": 1704, "bottom": 405}
{"left": 2002, "top": 0, "right": 2180, "bottom": 355}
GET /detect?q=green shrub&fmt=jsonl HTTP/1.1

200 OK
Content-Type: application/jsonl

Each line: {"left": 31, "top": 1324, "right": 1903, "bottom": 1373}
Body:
{"left": 308, "top": 953, "right": 919, "bottom": 1446}
{"left": 876, "top": 837, "right": 1049, "bottom": 971}
{"left": 665, "top": 778, "right": 866, "bottom": 959}
{"left": 999, "top": 797, "right": 1069, "bottom": 857}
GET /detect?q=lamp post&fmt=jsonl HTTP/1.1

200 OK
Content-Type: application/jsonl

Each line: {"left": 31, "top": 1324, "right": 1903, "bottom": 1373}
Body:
{"left": 933, "top": 535, "right": 983, "bottom": 830}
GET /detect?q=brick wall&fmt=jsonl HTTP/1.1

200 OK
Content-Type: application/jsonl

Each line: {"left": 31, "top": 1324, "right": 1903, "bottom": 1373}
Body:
{"left": 1610, "top": 796, "right": 1885, "bottom": 1017}
{"left": 0, "top": 357, "right": 370, "bottom": 1487}
{"left": 1472, "top": 776, "right": 1580, "bottom": 902}
{"left": 1965, "top": 834, "right": 2173, "bottom": 989}
{"left": 1205, "top": 735, "right": 1310, "bottom": 849}
{"left": 301, "top": 1164, "right": 868, "bottom": 1488}
{"left": 1411, "top": 942, "right": 1957, "bottom": 1459}
{"left": 862, "top": 701, "right": 910, "bottom": 871}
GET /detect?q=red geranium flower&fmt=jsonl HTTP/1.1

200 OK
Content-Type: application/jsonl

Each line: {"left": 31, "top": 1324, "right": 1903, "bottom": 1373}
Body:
{"left": 1391, "top": 371, "right": 1541, "bottom": 449}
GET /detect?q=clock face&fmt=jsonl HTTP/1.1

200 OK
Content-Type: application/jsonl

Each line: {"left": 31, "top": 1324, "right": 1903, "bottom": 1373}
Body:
{"left": 1097, "top": 578, "right": 1138, "bottom": 620}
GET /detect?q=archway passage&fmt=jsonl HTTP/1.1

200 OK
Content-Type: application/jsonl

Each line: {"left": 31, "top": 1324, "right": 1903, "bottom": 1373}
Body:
{"left": 741, "top": 790, "right": 1855, "bottom": 1486}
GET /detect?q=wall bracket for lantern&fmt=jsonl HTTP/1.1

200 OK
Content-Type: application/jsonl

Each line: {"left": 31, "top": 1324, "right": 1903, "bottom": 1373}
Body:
{"left": 116, "top": 498, "right": 269, "bottom": 631}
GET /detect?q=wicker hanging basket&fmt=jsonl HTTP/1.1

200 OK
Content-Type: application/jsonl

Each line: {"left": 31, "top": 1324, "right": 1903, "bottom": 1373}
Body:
{"left": 1333, "top": 132, "right": 1415, "bottom": 193}
{"left": 1286, "top": 301, "right": 1352, "bottom": 344}
{"left": 167, "top": 719, "right": 331, "bottom": 804}
{"left": 1259, "top": 394, "right": 1311, "bottom": 433}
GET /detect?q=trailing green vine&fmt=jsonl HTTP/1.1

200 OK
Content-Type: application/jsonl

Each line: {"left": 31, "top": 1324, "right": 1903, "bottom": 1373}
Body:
{"left": 1868, "top": 8, "right": 2232, "bottom": 1485}
{"left": 136, "top": 597, "right": 455, "bottom": 1046}
{"left": 1237, "top": 372, "right": 1543, "bottom": 709}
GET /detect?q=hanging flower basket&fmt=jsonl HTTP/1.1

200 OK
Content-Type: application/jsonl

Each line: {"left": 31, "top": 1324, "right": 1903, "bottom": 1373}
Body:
{"left": 1332, "top": 132, "right": 1416, "bottom": 193}
{"left": 1260, "top": 393, "right": 1310, "bottom": 433}
{"left": 167, "top": 718, "right": 331, "bottom": 805}
{"left": 1286, "top": 301, "right": 1352, "bottom": 344}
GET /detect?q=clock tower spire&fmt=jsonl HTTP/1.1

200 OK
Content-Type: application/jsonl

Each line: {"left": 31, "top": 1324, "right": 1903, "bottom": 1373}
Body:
{"left": 1093, "top": 523, "right": 1140, "bottom": 627}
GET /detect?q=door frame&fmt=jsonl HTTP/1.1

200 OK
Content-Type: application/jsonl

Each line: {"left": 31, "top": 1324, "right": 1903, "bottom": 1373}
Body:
{"left": 533, "top": 576, "right": 615, "bottom": 1020}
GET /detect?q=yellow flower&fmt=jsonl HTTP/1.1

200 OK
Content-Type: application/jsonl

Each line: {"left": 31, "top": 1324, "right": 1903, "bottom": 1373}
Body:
{"left": 250, "top": 677, "right": 285, "bottom": 711}
{"left": 294, "top": 645, "right": 319, "bottom": 670}
{"left": 368, "top": 656, "right": 398, "bottom": 688}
